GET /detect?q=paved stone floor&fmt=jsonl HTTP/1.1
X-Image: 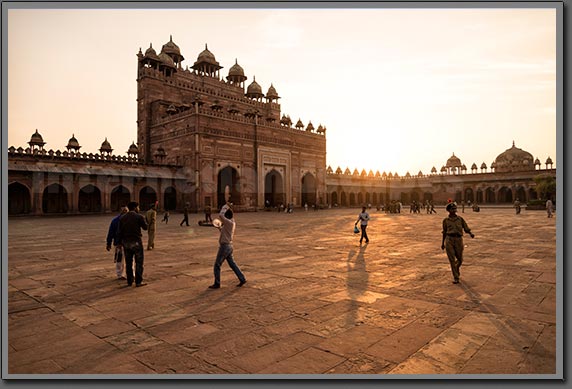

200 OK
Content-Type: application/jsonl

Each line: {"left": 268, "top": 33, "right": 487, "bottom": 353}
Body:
{"left": 6, "top": 207, "right": 558, "bottom": 376}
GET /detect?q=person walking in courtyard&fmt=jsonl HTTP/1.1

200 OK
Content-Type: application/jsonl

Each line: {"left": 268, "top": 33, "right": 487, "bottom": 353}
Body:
{"left": 146, "top": 202, "right": 157, "bottom": 250}
{"left": 355, "top": 206, "right": 370, "bottom": 245}
{"left": 118, "top": 201, "right": 148, "bottom": 287}
{"left": 162, "top": 210, "right": 170, "bottom": 224}
{"left": 429, "top": 200, "right": 437, "bottom": 214}
{"left": 441, "top": 202, "right": 475, "bottom": 284}
{"left": 106, "top": 206, "right": 128, "bottom": 280}
{"left": 209, "top": 203, "right": 247, "bottom": 289}
{"left": 514, "top": 198, "right": 521, "bottom": 215}
{"left": 546, "top": 199, "right": 554, "bottom": 218}
{"left": 180, "top": 202, "right": 190, "bottom": 226}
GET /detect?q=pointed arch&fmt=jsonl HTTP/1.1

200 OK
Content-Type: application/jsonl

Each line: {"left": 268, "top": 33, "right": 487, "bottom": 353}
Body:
{"left": 8, "top": 182, "right": 31, "bottom": 215}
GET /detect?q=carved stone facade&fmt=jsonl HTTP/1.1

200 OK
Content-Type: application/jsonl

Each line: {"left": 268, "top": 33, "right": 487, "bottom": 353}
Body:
{"left": 7, "top": 37, "right": 328, "bottom": 215}
{"left": 136, "top": 38, "right": 327, "bottom": 211}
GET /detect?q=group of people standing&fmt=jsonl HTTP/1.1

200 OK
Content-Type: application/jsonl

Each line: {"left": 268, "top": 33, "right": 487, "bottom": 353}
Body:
{"left": 106, "top": 201, "right": 246, "bottom": 289}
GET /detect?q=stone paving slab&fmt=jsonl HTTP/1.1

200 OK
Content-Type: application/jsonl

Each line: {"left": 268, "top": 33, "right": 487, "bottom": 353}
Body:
{"left": 6, "top": 207, "right": 558, "bottom": 376}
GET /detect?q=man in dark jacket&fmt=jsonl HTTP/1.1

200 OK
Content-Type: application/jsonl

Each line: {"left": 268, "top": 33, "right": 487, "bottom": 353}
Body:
{"left": 106, "top": 206, "right": 128, "bottom": 279}
{"left": 117, "top": 201, "right": 148, "bottom": 287}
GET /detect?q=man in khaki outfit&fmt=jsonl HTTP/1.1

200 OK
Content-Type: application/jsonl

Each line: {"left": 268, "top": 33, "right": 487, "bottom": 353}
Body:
{"left": 146, "top": 202, "right": 157, "bottom": 250}
{"left": 441, "top": 202, "right": 474, "bottom": 284}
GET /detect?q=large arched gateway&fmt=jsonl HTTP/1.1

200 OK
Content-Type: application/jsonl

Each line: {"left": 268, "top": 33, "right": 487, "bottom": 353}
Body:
{"left": 217, "top": 166, "right": 241, "bottom": 208}
{"left": 264, "top": 169, "right": 285, "bottom": 207}
{"left": 301, "top": 173, "right": 316, "bottom": 206}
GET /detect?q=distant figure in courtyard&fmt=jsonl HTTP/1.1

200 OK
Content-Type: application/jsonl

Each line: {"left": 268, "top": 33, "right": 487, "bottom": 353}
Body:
{"left": 106, "top": 206, "right": 128, "bottom": 280}
{"left": 429, "top": 200, "right": 437, "bottom": 214}
{"left": 472, "top": 203, "right": 480, "bottom": 212}
{"left": 208, "top": 203, "right": 247, "bottom": 289}
{"left": 461, "top": 200, "right": 465, "bottom": 213}
{"left": 441, "top": 202, "right": 475, "bottom": 284}
{"left": 546, "top": 199, "right": 554, "bottom": 218}
{"left": 513, "top": 198, "right": 521, "bottom": 215}
{"left": 162, "top": 210, "right": 170, "bottom": 224}
{"left": 146, "top": 202, "right": 157, "bottom": 250}
{"left": 118, "top": 201, "right": 148, "bottom": 287}
{"left": 355, "top": 206, "right": 370, "bottom": 245}
{"left": 304, "top": 202, "right": 308, "bottom": 212}
{"left": 180, "top": 203, "right": 190, "bottom": 226}
{"left": 204, "top": 204, "right": 213, "bottom": 223}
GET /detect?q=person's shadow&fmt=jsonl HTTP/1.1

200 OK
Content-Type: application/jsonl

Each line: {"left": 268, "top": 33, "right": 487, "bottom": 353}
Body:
{"left": 345, "top": 245, "right": 369, "bottom": 326}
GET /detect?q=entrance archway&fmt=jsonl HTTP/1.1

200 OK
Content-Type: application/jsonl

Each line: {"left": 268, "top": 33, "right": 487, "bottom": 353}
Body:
{"left": 264, "top": 170, "right": 285, "bottom": 207}
{"left": 331, "top": 191, "right": 338, "bottom": 206}
{"left": 301, "top": 173, "right": 316, "bottom": 206}
{"left": 485, "top": 188, "right": 496, "bottom": 203}
{"left": 79, "top": 184, "right": 102, "bottom": 212}
{"left": 498, "top": 187, "right": 513, "bottom": 203}
{"left": 111, "top": 185, "right": 130, "bottom": 212}
{"left": 9, "top": 182, "right": 31, "bottom": 215}
{"left": 464, "top": 188, "right": 474, "bottom": 203}
{"left": 42, "top": 184, "right": 68, "bottom": 214}
{"left": 163, "top": 186, "right": 177, "bottom": 211}
{"left": 217, "top": 166, "right": 241, "bottom": 208}
{"left": 139, "top": 186, "right": 157, "bottom": 210}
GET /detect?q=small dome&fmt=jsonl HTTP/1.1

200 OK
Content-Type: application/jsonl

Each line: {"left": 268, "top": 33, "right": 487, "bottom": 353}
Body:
{"left": 28, "top": 129, "right": 46, "bottom": 146}
{"left": 127, "top": 141, "right": 139, "bottom": 155}
{"left": 144, "top": 43, "right": 160, "bottom": 60}
{"left": 494, "top": 141, "right": 534, "bottom": 172}
{"left": 306, "top": 122, "right": 314, "bottom": 132}
{"left": 446, "top": 153, "right": 462, "bottom": 168}
{"left": 158, "top": 52, "right": 176, "bottom": 68}
{"left": 431, "top": 166, "right": 437, "bottom": 173}
{"left": 196, "top": 44, "right": 219, "bottom": 66}
{"left": 66, "top": 134, "right": 81, "bottom": 150}
{"left": 246, "top": 76, "right": 264, "bottom": 98}
{"left": 228, "top": 59, "right": 245, "bottom": 77}
{"left": 161, "top": 35, "right": 184, "bottom": 60}
{"left": 471, "top": 163, "right": 477, "bottom": 170}
{"left": 480, "top": 162, "right": 487, "bottom": 169}
{"left": 100, "top": 138, "right": 113, "bottom": 153}
{"left": 295, "top": 119, "right": 304, "bottom": 129}
{"left": 266, "top": 83, "right": 279, "bottom": 100}
{"left": 534, "top": 158, "right": 541, "bottom": 165}
{"left": 546, "top": 156, "right": 553, "bottom": 165}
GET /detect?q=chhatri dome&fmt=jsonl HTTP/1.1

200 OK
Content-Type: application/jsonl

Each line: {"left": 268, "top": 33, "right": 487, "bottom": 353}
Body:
{"left": 494, "top": 141, "right": 534, "bottom": 173}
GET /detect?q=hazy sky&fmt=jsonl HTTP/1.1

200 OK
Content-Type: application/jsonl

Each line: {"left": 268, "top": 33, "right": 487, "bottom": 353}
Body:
{"left": 7, "top": 7, "right": 557, "bottom": 175}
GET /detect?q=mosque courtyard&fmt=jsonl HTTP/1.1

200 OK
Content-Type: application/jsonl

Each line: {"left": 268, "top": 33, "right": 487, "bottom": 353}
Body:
{"left": 6, "top": 206, "right": 557, "bottom": 376}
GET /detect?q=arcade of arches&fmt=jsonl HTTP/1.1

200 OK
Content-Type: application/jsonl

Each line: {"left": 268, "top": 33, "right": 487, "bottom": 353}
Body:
{"left": 327, "top": 184, "right": 538, "bottom": 207}
{"left": 8, "top": 181, "right": 179, "bottom": 216}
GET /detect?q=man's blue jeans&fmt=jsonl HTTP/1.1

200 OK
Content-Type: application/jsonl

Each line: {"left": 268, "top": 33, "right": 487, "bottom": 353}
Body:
{"left": 213, "top": 243, "right": 245, "bottom": 286}
{"left": 123, "top": 240, "right": 144, "bottom": 285}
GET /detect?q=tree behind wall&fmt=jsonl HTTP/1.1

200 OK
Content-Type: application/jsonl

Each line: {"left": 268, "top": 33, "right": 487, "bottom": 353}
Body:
{"left": 533, "top": 174, "right": 556, "bottom": 201}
